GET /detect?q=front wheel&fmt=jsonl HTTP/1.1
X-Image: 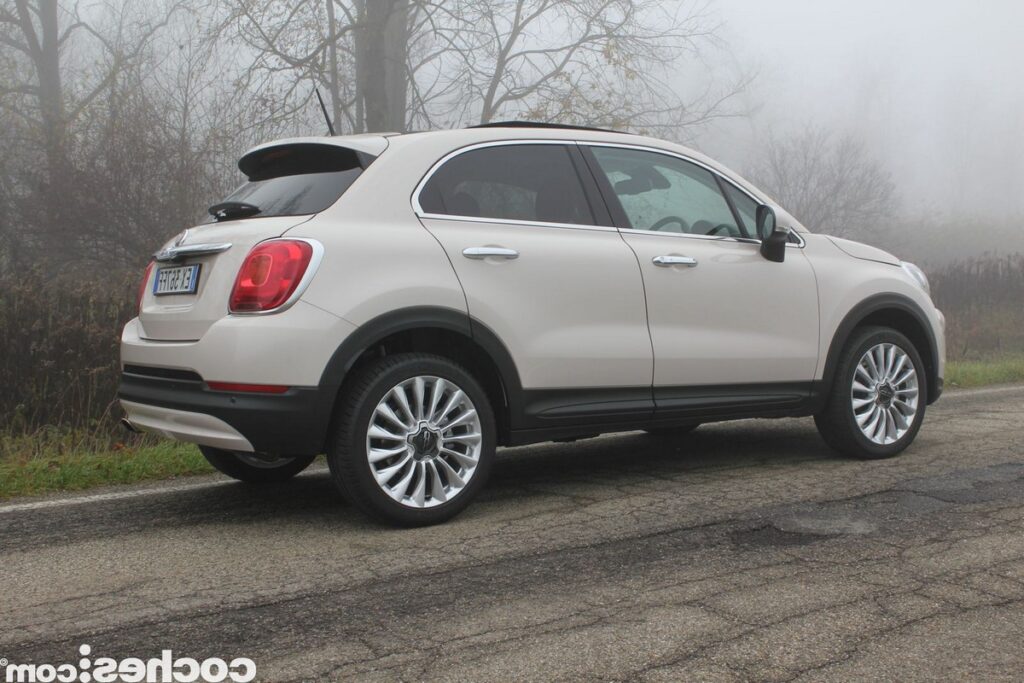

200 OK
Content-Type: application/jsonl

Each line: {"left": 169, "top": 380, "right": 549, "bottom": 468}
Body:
{"left": 815, "top": 326, "right": 927, "bottom": 459}
{"left": 199, "top": 446, "right": 316, "bottom": 483}
{"left": 327, "top": 353, "right": 496, "bottom": 527}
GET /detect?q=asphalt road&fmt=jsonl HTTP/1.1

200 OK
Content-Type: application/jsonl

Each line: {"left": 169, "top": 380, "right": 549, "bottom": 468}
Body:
{"left": 2, "top": 385, "right": 1024, "bottom": 682}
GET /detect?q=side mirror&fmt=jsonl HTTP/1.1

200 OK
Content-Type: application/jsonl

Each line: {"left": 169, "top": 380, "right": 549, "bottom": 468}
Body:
{"left": 757, "top": 205, "right": 787, "bottom": 263}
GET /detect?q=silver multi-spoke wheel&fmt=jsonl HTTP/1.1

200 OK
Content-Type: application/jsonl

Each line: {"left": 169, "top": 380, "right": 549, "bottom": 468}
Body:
{"left": 851, "top": 342, "right": 919, "bottom": 445}
{"left": 366, "top": 375, "right": 482, "bottom": 509}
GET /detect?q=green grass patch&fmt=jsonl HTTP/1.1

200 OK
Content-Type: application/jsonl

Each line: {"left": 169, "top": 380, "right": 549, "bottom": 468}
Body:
{"left": 0, "top": 434, "right": 210, "bottom": 500}
{"left": 946, "top": 354, "right": 1024, "bottom": 389}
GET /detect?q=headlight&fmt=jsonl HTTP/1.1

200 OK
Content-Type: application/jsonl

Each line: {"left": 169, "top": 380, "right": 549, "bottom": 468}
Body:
{"left": 900, "top": 261, "right": 930, "bottom": 296}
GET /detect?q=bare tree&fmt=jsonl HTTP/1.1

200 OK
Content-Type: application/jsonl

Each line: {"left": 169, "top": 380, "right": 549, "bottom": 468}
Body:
{"left": 211, "top": 0, "right": 746, "bottom": 136}
{"left": 209, "top": 0, "right": 409, "bottom": 134}
{"left": 0, "top": 1, "right": 183, "bottom": 178}
{"left": 356, "top": 0, "right": 409, "bottom": 131}
{"left": 429, "top": 0, "right": 748, "bottom": 134}
{"left": 747, "top": 126, "right": 897, "bottom": 240}
{"left": 0, "top": 0, "right": 224, "bottom": 271}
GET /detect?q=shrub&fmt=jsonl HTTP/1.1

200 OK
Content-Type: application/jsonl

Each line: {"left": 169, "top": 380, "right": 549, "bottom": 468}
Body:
{"left": 929, "top": 254, "right": 1024, "bottom": 359}
{"left": 0, "top": 270, "right": 137, "bottom": 436}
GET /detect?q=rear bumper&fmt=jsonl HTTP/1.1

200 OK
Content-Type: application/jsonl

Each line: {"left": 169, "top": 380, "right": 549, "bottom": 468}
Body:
{"left": 118, "top": 371, "right": 333, "bottom": 455}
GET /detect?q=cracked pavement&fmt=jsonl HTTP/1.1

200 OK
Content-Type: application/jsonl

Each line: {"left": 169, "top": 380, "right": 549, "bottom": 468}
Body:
{"left": 1, "top": 385, "right": 1023, "bottom": 681}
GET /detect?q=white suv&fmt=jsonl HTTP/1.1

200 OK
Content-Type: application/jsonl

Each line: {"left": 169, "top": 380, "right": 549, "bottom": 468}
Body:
{"left": 120, "top": 123, "right": 945, "bottom": 526}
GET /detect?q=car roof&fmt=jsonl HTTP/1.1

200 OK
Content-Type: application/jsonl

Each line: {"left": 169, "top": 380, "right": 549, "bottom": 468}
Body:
{"left": 244, "top": 126, "right": 809, "bottom": 233}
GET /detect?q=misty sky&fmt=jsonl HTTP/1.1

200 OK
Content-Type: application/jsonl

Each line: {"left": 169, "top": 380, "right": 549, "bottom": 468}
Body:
{"left": 699, "top": 0, "right": 1024, "bottom": 218}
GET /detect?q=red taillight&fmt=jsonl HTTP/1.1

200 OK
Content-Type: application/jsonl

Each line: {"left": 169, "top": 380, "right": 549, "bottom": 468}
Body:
{"left": 229, "top": 240, "right": 314, "bottom": 312}
{"left": 207, "top": 381, "right": 290, "bottom": 394}
{"left": 137, "top": 261, "right": 155, "bottom": 313}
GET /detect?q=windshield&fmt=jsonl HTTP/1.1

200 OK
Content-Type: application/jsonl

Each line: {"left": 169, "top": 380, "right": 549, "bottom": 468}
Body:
{"left": 207, "top": 144, "right": 371, "bottom": 222}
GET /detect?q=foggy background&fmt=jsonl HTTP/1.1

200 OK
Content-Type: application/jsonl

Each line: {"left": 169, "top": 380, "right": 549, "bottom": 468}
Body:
{"left": 0, "top": 0, "right": 1021, "bottom": 446}
{"left": 709, "top": 0, "right": 1024, "bottom": 220}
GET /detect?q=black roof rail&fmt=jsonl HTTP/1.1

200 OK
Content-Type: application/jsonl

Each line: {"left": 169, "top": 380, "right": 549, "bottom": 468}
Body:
{"left": 468, "top": 120, "right": 630, "bottom": 135}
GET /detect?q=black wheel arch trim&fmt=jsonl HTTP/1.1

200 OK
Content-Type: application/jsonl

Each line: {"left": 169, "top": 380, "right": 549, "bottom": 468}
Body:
{"left": 317, "top": 305, "right": 525, "bottom": 424}
{"left": 822, "top": 293, "right": 941, "bottom": 404}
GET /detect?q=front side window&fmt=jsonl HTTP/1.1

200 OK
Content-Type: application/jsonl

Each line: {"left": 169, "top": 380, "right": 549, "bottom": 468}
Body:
{"left": 419, "top": 144, "right": 596, "bottom": 226}
{"left": 589, "top": 146, "right": 747, "bottom": 238}
{"left": 721, "top": 182, "right": 760, "bottom": 238}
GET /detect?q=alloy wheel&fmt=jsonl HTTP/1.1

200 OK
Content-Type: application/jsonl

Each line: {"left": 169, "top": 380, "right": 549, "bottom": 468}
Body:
{"left": 851, "top": 342, "right": 920, "bottom": 445}
{"left": 365, "top": 375, "right": 482, "bottom": 508}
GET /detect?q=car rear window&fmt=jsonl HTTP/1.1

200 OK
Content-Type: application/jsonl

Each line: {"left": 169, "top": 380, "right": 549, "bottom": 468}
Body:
{"left": 208, "top": 144, "right": 372, "bottom": 222}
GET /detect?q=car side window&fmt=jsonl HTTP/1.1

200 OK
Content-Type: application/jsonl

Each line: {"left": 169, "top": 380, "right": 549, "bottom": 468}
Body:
{"left": 419, "top": 144, "right": 596, "bottom": 226}
{"left": 589, "top": 146, "right": 745, "bottom": 238}
{"left": 721, "top": 181, "right": 759, "bottom": 239}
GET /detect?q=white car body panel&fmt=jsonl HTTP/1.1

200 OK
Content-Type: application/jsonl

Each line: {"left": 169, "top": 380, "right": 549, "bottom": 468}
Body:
{"left": 123, "top": 300, "right": 355, "bottom": 386}
{"left": 803, "top": 234, "right": 946, "bottom": 381}
{"left": 620, "top": 232, "right": 820, "bottom": 386}
{"left": 825, "top": 235, "right": 901, "bottom": 265}
{"left": 420, "top": 216, "right": 652, "bottom": 389}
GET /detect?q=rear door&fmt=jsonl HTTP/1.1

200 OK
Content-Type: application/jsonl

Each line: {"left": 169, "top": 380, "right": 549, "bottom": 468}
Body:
{"left": 415, "top": 142, "right": 653, "bottom": 424}
{"left": 138, "top": 142, "right": 371, "bottom": 340}
{"left": 582, "top": 144, "right": 819, "bottom": 407}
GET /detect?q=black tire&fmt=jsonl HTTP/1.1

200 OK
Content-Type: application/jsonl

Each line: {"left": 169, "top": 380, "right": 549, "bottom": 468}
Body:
{"left": 327, "top": 353, "right": 496, "bottom": 527}
{"left": 814, "top": 326, "right": 927, "bottom": 459}
{"left": 199, "top": 446, "right": 316, "bottom": 483}
{"left": 644, "top": 423, "right": 701, "bottom": 437}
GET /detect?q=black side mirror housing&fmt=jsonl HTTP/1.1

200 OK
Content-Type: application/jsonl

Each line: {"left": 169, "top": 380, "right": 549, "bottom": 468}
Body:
{"left": 756, "top": 205, "right": 787, "bottom": 263}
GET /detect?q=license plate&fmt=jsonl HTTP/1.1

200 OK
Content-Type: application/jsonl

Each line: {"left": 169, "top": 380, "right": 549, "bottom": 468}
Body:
{"left": 153, "top": 264, "right": 201, "bottom": 296}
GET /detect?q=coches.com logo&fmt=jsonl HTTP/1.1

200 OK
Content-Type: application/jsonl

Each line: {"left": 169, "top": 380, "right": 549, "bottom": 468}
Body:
{"left": 2, "top": 645, "right": 256, "bottom": 683}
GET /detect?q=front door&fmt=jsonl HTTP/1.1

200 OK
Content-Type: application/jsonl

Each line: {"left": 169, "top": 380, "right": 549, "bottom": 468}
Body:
{"left": 583, "top": 144, "right": 819, "bottom": 409}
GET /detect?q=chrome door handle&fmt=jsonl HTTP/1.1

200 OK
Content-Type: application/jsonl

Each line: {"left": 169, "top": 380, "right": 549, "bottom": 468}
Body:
{"left": 462, "top": 247, "right": 519, "bottom": 260}
{"left": 652, "top": 255, "right": 698, "bottom": 267}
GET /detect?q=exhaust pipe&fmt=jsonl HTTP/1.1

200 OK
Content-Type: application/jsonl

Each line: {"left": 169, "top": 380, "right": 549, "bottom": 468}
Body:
{"left": 121, "top": 417, "right": 142, "bottom": 434}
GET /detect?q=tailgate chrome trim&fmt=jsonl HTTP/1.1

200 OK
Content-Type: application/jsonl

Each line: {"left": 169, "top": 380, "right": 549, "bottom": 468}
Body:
{"left": 154, "top": 242, "right": 232, "bottom": 262}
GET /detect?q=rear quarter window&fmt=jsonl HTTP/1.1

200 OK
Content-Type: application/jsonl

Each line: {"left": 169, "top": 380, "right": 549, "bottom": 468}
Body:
{"left": 418, "top": 144, "right": 596, "bottom": 226}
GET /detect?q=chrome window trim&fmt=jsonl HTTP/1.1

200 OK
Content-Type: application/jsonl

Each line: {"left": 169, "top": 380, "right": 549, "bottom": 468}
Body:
{"left": 411, "top": 139, "right": 609, "bottom": 232}
{"left": 417, "top": 211, "right": 618, "bottom": 233}
{"left": 410, "top": 137, "right": 806, "bottom": 247}
{"left": 228, "top": 237, "right": 325, "bottom": 316}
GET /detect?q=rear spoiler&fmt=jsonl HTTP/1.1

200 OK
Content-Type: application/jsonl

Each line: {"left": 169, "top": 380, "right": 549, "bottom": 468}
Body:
{"left": 237, "top": 134, "right": 389, "bottom": 179}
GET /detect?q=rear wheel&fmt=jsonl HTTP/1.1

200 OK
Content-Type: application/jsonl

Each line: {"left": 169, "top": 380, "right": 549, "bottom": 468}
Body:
{"left": 327, "top": 353, "right": 496, "bottom": 527}
{"left": 815, "top": 326, "right": 927, "bottom": 459}
{"left": 199, "top": 446, "right": 316, "bottom": 483}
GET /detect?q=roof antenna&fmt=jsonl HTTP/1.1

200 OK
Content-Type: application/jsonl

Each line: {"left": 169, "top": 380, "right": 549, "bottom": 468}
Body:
{"left": 314, "top": 87, "right": 336, "bottom": 136}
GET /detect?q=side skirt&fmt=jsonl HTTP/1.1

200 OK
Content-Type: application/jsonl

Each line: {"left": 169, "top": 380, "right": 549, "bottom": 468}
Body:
{"left": 507, "top": 381, "right": 827, "bottom": 447}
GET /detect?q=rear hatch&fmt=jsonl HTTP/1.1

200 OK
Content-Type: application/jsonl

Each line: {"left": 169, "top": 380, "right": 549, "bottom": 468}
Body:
{"left": 138, "top": 138, "right": 385, "bottom": 341}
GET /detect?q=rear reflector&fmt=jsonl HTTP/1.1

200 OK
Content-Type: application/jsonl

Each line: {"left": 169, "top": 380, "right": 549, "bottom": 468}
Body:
{"left": 230, "top": 239, "right": 314, "bottom": 312}
{"left": 207, "top": 381, "right": 290, "bottom": 394}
